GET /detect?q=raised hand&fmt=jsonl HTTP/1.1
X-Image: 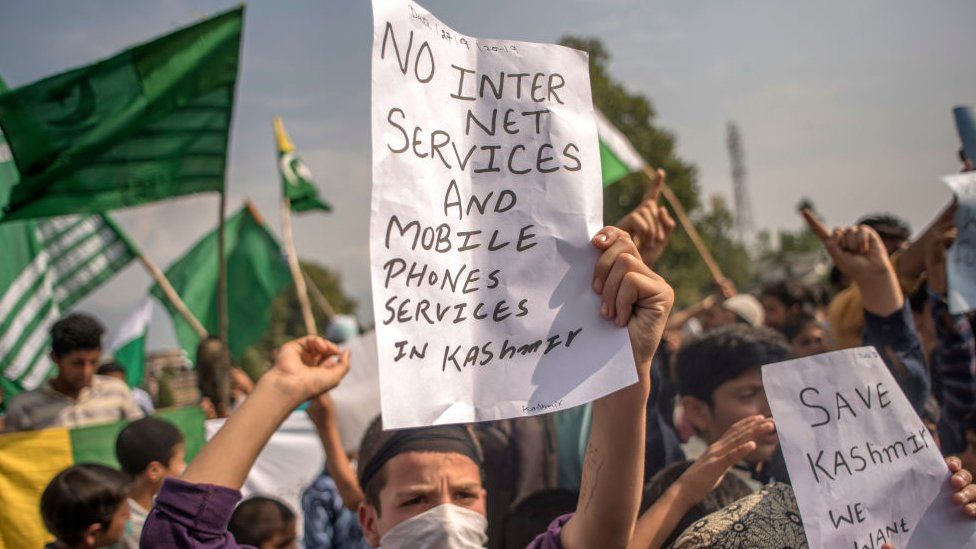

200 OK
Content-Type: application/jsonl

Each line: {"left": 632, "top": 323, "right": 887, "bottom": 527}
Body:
{"left": 616, "top": 169, "right": 676, "bottom": 268}
{"left": 266, "top": 336, "right": 351, "bottom": 404}
{"left": 674, "top": 415, "right": 775, "bottom": 504}
{"left": 182, "top": 338, "right": 350, "bottom": 491}
{"left": 803, "top": 209, "right": 890, "bottom": 282}
{"left": 802, "top": 209, "right": 902, "bottom": 316}
{"left": 591, "top": 226, "right": 674, "bottom": 374}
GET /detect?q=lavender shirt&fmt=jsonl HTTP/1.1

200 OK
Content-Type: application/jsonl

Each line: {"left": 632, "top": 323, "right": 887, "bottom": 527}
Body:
{"left": 142, "top": 478, "right": 567, "bottom": 548}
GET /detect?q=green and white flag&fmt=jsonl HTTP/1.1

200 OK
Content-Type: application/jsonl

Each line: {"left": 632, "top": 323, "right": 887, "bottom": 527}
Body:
{"left": 0, "top": 214, "right": 137, "bottom": 397}
{"left": 595, "top": 109, "right": 647, "bottom": 187}
{"left": 274, "top": 116, "right": 331, "bottom": 213}
{"left": 0, "top": 8, "right": 243, "bottom": 222}
{"left": 108, "top": 297, "right": 154, "bottom": 388}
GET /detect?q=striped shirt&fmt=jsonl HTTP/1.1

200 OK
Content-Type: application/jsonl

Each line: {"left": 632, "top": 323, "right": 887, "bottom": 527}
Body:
{"left": 3, "top": 374, "right": 144, "bottom": 432}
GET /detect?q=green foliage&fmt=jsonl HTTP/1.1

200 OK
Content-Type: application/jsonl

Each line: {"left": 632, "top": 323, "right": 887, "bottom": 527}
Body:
{"left": 695, "top": 196, "right": 753, "bottom": 295}
{"left": 239, "top": 260, "right": 356, "bottom": 379}
{"left": 756, "top": 198, "right": 823, "bottom": 263}
{"left": 561, "top": 36, "right": 752, "bottom": 303}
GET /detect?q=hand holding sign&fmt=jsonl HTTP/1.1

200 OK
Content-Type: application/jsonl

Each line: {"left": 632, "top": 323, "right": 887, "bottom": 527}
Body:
{"left": 802, "top": 209, "right": 903, "bottom": 316}
{"left": 763, "top": 347, "right": 976, "bottom": 548}
{"left": 878, "top": 457, "right": 976, "bottom": 549}
{"left": 590, "top": 226, "right": 674, "bottom": 373}
{"left": 370, "top": 0, "right": 639, "bottom": 427}
{"left": 616, "top": 168, "right": 676, "bottom": 267}
{"left": 947, "top": 456, "right": 976, "bottom": 518}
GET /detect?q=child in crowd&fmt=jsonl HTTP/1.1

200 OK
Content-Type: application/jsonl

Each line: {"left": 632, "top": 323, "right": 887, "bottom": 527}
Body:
{"left": 114, "top": 416, "right": 187, "bottom": 548}
{"left": 40, "top": 463, "right": 130, "bottom": 549}
{"left": 229, "top": 496, "right": 299, "bottom": 549}
{"left": 97, "top": 362, "right": 155, "bottom": 415}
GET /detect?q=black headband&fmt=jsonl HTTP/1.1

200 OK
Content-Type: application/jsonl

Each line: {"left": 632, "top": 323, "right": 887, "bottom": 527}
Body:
{"left": 358, "top": 426, "right": 482, "bottom": 490}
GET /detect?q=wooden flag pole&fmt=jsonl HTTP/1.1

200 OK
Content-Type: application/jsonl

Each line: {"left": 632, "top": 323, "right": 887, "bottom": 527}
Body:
{"left": 302, "top": 268, "right": 337, "bottom": 320}
{"left": 136, "top": 253, "right": 208, "bottom": 339}
{"left": 640, "top": 165, "right": 726, "bottom": 284}
{"left": 216, "top": 190, "right": 229, "bottom": 345}
{"left": 280, "top": 197, "right": 318, "bottom": 336}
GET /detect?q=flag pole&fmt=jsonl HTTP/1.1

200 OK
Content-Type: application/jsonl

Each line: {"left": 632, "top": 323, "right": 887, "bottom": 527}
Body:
{"left": 217, "top": 190, "right": 229, "bottom": 345}
{"left": 280, "top": 196, "right": 318, "bottom": 335}
{"left": 136, "top": 253, "right": 208, "bottom": 339}
{"left": 302, "top": 268, "right": 337, "bottom": 320}
{"left": 640, "top": 165, "right": 727, "bottom": 284}
{"left": 98, "top": 213, "right": 209, "bottom": 338}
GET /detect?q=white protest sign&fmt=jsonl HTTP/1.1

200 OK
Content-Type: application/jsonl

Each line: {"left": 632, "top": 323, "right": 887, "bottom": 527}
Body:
{"left": 369, "top": 0, "right": 636, "bottom": 428}
{"left": 762, "top": 347, "right": 976, "bottom": 548}
{"left": 943, "top": 172, "right": 976, "bottom": 314}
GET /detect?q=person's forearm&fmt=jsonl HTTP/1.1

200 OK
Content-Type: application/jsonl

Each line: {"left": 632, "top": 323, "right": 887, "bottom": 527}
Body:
{"left": 312, "top": 417, "right": 365, "bottom": 509}
{"left": 182, "top": 374, "right": 298, "bottom": 489}
{"left": 862, "top": 304, "right": 930, "bottom": 413}
{"left": 666, "top": 300, "right": 707, "bottom": 331}
{"left": 854, "top": 260, "right": 903, "bottom": 317}
{"left": 562, "top": 373, "right": 651, "bottom": 549}
{"left": 627, "top": 482, "right": 696, "bottom": 549}
{"left": 894, "top": 243, "right": 926, "bottom": 284}
{"left": 932, "top": 294, "right": 976, "bottom": 454}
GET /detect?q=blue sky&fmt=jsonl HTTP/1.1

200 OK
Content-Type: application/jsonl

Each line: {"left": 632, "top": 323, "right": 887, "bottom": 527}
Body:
{"left": 1, "top": 0, "right": 973, "bottom": 349}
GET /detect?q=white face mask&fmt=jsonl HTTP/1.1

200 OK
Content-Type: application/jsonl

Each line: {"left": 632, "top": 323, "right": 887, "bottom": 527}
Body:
{"left": 378, "top": 503, "right": 488, "bottom": 549}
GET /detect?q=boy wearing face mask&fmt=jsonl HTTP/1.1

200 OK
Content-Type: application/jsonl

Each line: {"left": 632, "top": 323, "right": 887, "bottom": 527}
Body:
{"left": 141, "top": 227, "right": 674, "bottom": 549}
{"left": 353, "top": 419, "right": 489, "bottom": 547}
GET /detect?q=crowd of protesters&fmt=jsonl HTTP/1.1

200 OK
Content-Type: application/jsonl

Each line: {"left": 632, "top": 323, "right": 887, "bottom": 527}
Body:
{"left": 4, "top": 156, "right": 976, "bottom": 549}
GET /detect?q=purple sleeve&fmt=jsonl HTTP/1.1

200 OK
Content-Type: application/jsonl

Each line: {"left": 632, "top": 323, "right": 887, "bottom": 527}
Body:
{"left": 141, "top": 477, "right": 249, "bottom": 549}
{"left": 525, "top": 513, "right": 573, "bottom": 549}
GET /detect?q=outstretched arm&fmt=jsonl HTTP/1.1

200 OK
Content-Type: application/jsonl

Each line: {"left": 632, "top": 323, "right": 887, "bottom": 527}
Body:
{"left": 616, "top": 169, "right": 676, "bottom": 268}
{"left": 803, "top": 210, "right": 929, "bottom": 411}
{"left": 559, "top": 227, "right": 674, "bottom": 549}
{"left": 307, "top": 393, "right": 365, "bottom": 510}
{"left": 803, "top": 210, "right": 902, "bottom": 317}
{"left": 628, "top": 415, "right": 774, "bottom": 549}
{"left": 182, "top": 337, "right": 351, "bottom": 489}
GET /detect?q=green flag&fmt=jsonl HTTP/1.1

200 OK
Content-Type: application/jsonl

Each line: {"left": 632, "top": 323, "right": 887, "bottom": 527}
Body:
{"left": 0, "top": 214, "right": 138, "bottom": 399}
{"left": 274, "top": 116, "right": 331, "bottom": 213}
{"left": 0, "top": 7, "right": 243, "bottom": 222}
{"left": 108, "top": 297, "right": 154, "bottom": 387}
{"left": 151, "top": 204, "right": 291, "bottom": 360}
{"left": 595, "top": 109, "right": 647, "bottom": 187}
{"left": 0, "top": 74, "right": 19, "bottom": 204}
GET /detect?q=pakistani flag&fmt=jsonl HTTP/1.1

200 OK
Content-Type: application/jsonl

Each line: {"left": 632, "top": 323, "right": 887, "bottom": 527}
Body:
{"left": 274, "top": 116, "right": 331, "bottom": 213}
{"left": 108, "top": 297, "right": 154, "bottom": 388}
{"left": 595, "top": 109, "right": 647, "bottom": 187}
{"left": 151, "top": 204, "right": 292, "bottom": 360}
{"left": 0, "top": 214, "right": 138, "bottom": 399}
{"left": 0, "top": 7, "right": 243, "bottom": 222}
